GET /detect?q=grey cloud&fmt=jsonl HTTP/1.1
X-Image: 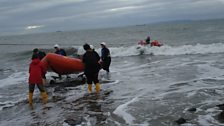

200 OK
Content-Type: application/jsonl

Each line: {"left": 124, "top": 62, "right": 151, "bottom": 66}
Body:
{"left": 0, "top": 0, "right": 223, "bottom": 35}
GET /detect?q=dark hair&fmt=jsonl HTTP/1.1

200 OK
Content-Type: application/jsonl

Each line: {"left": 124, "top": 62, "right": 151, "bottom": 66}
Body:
{"left": 83, "top": 43, "right": 90, "bottom": 51}
{"left": 33, "top": 48, "right": 39, "bottom": 53}
{"left": 32, "top": 54, "right": 39, "bottom": 60}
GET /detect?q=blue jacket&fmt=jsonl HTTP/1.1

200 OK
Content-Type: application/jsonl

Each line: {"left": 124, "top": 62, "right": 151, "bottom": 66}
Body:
{"left": 55, "top": 49, "right": 67, "bottom": 56}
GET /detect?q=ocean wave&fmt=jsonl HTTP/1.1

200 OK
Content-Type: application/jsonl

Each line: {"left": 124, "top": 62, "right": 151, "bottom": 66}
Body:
{"left": 0, "top": 72, "right": 28, "bottom": 88}
{"left": 108, "top": 43, "right": 224, "bottom": 57}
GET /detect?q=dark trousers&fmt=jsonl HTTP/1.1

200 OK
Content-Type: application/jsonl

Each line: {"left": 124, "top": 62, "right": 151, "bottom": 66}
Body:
{"left": 29, "top": 84, "right": 45, "bottom": 93}
{"left": 85, "top": 72, "right": 99, "bottom": 84}
{"left": 102, "top": 58, "right": 111, "bottom": 72}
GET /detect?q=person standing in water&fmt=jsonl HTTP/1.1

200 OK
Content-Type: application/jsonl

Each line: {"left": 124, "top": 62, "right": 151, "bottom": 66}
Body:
{"left": 54, "top": 44, "right": 67, "bottom": 56}
{"left": 100, "top": 42, "right": 111, "bottom": 73}
{"left": 82, "top": 43, "right": 101, "bottom": 93}
{"left": 28, "top": 54, "right": 48, "bottom": 106}
{"left": 145, "top": 35, "right": 151, "bottom": 45}
{"left": 32, "top": 48, "right": 47, "bottom": 84}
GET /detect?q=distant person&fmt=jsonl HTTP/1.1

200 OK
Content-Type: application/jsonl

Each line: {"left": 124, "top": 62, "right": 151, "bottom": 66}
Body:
{"left": 54, "top": 44, "right": 67, "bottom": 56}
{"left": 28, "top": 54, "right": 48, "bottom": 107}
{"left": 145, "top": 35, "right": 151, "bottom": 44}
{"left": 82, "top": 43, "right": 101, "bottom": 93}
{"left": 32, "top": 48, "right": 46, "bottom": 60}
{"left": 100, "top": 42, "right": 111, "bottom": 73}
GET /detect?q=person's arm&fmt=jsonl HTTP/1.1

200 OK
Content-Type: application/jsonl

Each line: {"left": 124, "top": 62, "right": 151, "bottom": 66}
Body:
{"left": 94, "top": 51, "right": 100, "bottom": 62}
{"left": 29, "top": 65, "right": 31, "bottom": 73}
{"left": 62, "top": 49, "right": 67, "bottom": 56}
{"left": 82, "top": 53, "right": 86, "bottom": 63}
{"left": 40, "top": 65, "right": 45, "bottom": 78}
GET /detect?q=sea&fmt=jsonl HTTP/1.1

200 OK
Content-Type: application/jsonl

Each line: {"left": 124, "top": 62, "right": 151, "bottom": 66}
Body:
{"left": 1, "top": 18, "right": 224, "bottom": 126}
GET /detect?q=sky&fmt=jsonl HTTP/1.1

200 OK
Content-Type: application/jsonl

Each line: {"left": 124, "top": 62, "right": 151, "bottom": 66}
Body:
{"left": 0, "top": 0, "right": 224, "bottom": 35}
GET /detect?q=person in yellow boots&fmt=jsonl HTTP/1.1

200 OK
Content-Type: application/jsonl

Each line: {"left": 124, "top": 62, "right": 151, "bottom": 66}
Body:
{"left": 82, "top": 43, "right": 101, "bottom": 93}
{"left": 28, "top": 54, "right": 48, "bottom": 106}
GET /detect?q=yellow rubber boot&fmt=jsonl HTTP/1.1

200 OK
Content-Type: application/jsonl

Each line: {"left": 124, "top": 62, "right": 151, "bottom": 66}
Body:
{"left": 40, "top": 92, "right": 48, "bottom": 104}
{"left": 28, "top": 93, "right": 33, "bottom": 106}
{"left": 95, "top": 83, "right": 101, "bottom": 93}
{"left": 88, "top": 84, "right": 92, "bottom": 93}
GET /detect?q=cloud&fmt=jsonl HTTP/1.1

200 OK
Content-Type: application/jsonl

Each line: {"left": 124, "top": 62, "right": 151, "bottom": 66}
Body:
{"left": 0, "top": 0, "right": 223, "bottom": 35}
{"left": 25, "top": 25, "right": 44, "bottom": 30}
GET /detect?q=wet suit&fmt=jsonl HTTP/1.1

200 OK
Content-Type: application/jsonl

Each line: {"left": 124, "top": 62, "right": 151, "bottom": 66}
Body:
{"left": 82, "top": 50, "right": 101, "bottom": 84}
{"left": 145, "top": 36, "right": 151, "bottom": 44}
{"left": 101, "top": 47, "right": 111, "bottom": 72}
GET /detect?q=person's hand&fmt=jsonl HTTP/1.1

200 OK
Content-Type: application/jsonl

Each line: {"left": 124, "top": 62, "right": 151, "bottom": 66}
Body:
{"left": 98, "top": 60, "right": 103, "bottom": 64}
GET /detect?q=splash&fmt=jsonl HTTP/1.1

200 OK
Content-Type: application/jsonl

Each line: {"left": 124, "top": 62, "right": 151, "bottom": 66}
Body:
{"left": 108, "top": 43, "right": 224, "bottom": 57}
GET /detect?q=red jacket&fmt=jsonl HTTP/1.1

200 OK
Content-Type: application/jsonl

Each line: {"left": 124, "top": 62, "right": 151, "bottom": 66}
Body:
{"left": 29, "top": 59, "right": 44, "bottom": 84}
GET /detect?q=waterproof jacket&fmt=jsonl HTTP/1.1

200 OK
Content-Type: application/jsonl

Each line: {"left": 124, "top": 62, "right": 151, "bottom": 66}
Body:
{"left": 101, "top": 47, "right": 111, "bottom": 62}
{"left": 55, "top": 49, "right": 67, "bottom": 56}
{"left": 29, "top": 59, "right": 44, "bottom": 84}
{"left": 82, "top": 50, "right": 101, "bottom": 75}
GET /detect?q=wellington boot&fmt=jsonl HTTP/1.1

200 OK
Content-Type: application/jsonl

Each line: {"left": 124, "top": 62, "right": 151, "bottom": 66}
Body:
{"left": 95, "top": 83, "right": 101, "bottom": 93}
{"left": 40, "top": 92, "right": 48, "bottom": 104}
{"left": 88, "top": 84, "right": 92, "bottom": 93}
{"left": 28, "top": 93, "right": 33, "bottom": 106}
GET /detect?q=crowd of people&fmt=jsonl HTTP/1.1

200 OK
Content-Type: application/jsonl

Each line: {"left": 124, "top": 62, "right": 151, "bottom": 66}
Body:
{"left": 28, "top": 42, "right": 111, "bottom": 107}
{"left": 28, "top": 34, "right": 163, "bottom": 107}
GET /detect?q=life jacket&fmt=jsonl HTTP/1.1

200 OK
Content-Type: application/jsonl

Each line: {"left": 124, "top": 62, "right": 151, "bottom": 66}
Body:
{"left": 138, "top": 40, "right": 147, "bottom": 46}
{"left": 151, "top": 40, "right": 162, "bottom": 47}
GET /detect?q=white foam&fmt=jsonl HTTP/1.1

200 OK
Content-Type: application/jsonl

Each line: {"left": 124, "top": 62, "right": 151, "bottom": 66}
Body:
{"left": 76, "top": 46, "right": 85, "bottom": 55}
{"left": 0, "top": 72, "right": 28, "bottom": 88}
{"left": 107, "top": 43, "right": 224, "bottom": 57}
{"left": 73, "top": 43, "right": 224, "bottom": 57}
{"left": 198, "top": 114, "right": 218, "bottom": 126}
{"left": 113, "top": 97, "right": 139, "bottom": 125}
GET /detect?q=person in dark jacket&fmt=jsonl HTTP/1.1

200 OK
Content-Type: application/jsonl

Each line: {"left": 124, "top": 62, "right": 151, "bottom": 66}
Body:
{"left": 32, "top": 48, "right": 46, "bottom": 60}
{"left": 82, "top": 43, "right": 101, "bottom": 93}
{"left": 100, "top": 42, "right": 111, "bottom": 73}
{"left": 54, "top": 44, "right": 67, "bottom": 56}
{"left": 145, "top": 35, "right": 151, "bottom": 44}
{"left": 28, "top": 54, "right": 48, "bottom": 106}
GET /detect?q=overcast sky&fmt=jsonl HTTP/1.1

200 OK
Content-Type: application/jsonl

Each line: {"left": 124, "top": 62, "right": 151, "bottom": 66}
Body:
{"left": 0, "top": 0, "right": 224, "bottom": 35}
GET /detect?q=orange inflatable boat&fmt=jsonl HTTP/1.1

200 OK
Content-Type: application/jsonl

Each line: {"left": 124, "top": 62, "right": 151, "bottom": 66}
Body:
{"left": 41, "top": 53, "right": 84, "bottom": 75}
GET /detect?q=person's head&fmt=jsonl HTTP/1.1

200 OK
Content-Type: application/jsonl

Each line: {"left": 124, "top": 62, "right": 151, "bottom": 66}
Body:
{"left": 54, "top": 44, "right": 60, "bottom": 50}
{"left": 32, "top": 54, "right": 39, "bottom": 60}
{"left": 33, "top": 48, "right": 39, "bottom": 54}
{"left": 100, "top": 42, "right": 106, "bottom": 48}
{"left": 83, "top": 43, "right": 91, "bottom": 51}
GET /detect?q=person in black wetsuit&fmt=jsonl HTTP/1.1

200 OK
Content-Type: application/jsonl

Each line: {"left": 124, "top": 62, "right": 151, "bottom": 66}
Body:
{"left": 145, "top": 35, "right": 151, "bottom": 45}
{"left": 100, "top": 42, "right": 111, "bottom": 73}
{"left": 82, "top": 43, "right": 101, "bottom": 93}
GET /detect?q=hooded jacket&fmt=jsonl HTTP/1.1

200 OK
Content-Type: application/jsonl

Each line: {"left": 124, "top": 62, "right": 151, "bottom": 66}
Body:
{"left": 29, "top": 59, "right": 44, "bottom": 84}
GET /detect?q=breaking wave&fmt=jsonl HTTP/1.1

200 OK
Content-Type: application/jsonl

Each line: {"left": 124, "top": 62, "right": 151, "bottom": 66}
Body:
{"left": 108, "top": 43, "right": 224, "bottom": 57}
